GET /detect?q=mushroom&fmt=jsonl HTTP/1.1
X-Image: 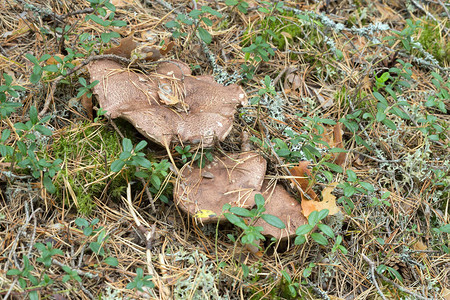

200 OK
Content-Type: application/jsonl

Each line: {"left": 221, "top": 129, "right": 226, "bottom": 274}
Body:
{"left": 174, "top": 152, "right": 267, "bottom": 224}
{"left": 87, "top": 59, "right": 246, "bottom": 147}
{"left": 253, "top": 180, "right": 307, "bottom": 240}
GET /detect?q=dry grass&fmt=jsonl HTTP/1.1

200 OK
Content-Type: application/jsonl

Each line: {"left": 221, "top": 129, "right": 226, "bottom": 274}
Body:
{"left": 0, "top": 0, "right": 449, "bottom": 299}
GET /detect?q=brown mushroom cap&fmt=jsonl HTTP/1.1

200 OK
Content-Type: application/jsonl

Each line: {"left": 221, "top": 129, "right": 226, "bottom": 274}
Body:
{"left": 254, "top": 180, "right": 307, "bottom": 240}
{"left": 87, "top": 60, "right": 246, "bottom": 147}
{"left": 174, "top": 152, "right": 267, "bottom": 224}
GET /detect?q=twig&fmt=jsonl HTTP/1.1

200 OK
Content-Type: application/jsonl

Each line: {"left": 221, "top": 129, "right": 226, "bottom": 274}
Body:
{"left": 361, "top": 253, "right": 433, "bottom": 300}
{"left": 351, "top": 150, "right": 402, "bottom": 163}
{"left": 376, "top": 272, "right": 432, "bottom": 300}
{"left": 123, "top": 184, "right": 170, "bottom": 298}
{"left": 3, "top": 278, "right": 18, "bottom": 300}
{"left": 361, "top": 253, "right": 388, "bottom": 300}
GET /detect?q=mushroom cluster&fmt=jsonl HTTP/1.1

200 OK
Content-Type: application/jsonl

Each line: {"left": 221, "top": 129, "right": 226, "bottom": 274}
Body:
{"left": 88, "top": 59, "right": 246, "bottom": 147}
{"left": 88, "top": 58, "right": 308, "bottom": 242}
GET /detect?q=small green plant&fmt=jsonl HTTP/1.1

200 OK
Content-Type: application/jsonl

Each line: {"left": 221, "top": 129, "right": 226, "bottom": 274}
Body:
{"left": 1, "top": 105, "right": 62, "bottom": 193}
{"left": 84, "top": 0, "right": 127, "bottom": 43}
{"left": 165, "top": 5, "right": 222, "bottom": 44}
{"left": 295, "top": 209, "right": 337, "bottom": 247}
{"left": 225, "top": 0, "right": 249, "bottom": 14}
{"left": 76, "top": 77, "right": 99, "bottom": 98}
{"left": 384, "top": 19, "right": 422, "bottom": 53}
{"left": 223, "top": 194, "right": 285, "bottom": 247}
{"left": 281, "top": 269, "right": 300, "bottom": 298}
{"left": 75, "top": 217, "right": 119, "bottom": 266}
{"left": 61, "top": 265, "right": 82, "bottom": 283}
{"left": 6, "top": 256, "right": 40, "bottom": 300}
{"left": 376, "top": 264, "right": 403, "bottom": 282}
{"left": 242, "top": 35, "right": 275, "bottom": 63}
{"left": 111, "top": 138, "right": 152, "bottom": 174}
{"left": 126, "top": 267, "right": 155, "bottom": 291}
{"left": 34, "top": 242, "right": 64, "bottom": 268}
{"left": 175, "top": 145, "right": 192, "bottom": 164}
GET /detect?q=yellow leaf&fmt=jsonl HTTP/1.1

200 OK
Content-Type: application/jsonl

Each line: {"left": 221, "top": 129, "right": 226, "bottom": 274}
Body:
{"left": 194, "top": 209, "right": 217, "bottom": 219}
{"left": 301, "top": 182, "right": 340, "bottom": 217}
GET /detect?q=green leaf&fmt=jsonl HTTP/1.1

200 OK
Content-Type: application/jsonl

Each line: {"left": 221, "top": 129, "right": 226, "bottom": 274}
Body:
{"left": 373, "top": 92, "right": 387, "bottom": 105}
{"left": 43, "top": 176, "right": 56, "bottom": 193}
{"left": 359, "top": 182, "right": 374, "bottom": 192}
{"left": 440, "top": 224, "right": 450, "bottom": 233}
{"left": 25, "top": 53, "right": 39, "bottom": 64}
{"left": 224, "top": 213, "right": 247, "bottom": 229}
{"left": 308, "top": 211, "right": 319, "bottom": 226}
{"left": 254, "top": 194, "right": 265, "bottom": 208}
{"left": 311, "top": 233, "right": 328, "bottom": 245}
{"left": 135, "top": 140, "right": 147, "bottom": 152}
{"left": 165, "top": 20, "right": 179, "bottom": 28}
{"left": 122, "top": 138, "right": 133, "bottom": 152}
{"left": 197, "top": 27, "right": 212, "bottom": 44}
{"left": 382, "top": 119, "right": 397, "bottom": 130}
{"left": 133, "top": 156, "right": 152, "bottom": 169}
{"left": 29, "top": 106, "right": 38, "bottom": 125}
{"left": 150, "top": 174, "right": 161, "bottom": 189}
{"left": 322, "top": 162, "right": 343, "bottom": 173}
{"left": 296, "top": 224, "right": 313, "bottom": 235}
{"left": 111, "top": 160, "right": 126, "bottom": 172}
{"left": 317, "top": 224, "right": 334, "bottom": 238}
{"left": 35, "top": 125, "right": 52, "bottom": 136}
{"left": 229, "top": 207, "right": 253, "bottom": 217}
{"left": 6, "top": 269, "right": 21, "bottom": 276}
{"left": 260, "top": 214, "right": 286, "bottom": 229}
{"left": 43, "top": 64, "right": 59, "bottom": 72}
{"left": 294, "top": 235, "right": 306, "bottom": 245}
{"left": 317, "top": 209, "right": 329, "bottom": 221}
{"left": 225, "top": 0, "right": 238, "bottom": 5}
{"left": 104, "top": 257, "right": 119, "bottom": 266}
{"left": 346, "top": 170, "right": 357, "bottom": 182}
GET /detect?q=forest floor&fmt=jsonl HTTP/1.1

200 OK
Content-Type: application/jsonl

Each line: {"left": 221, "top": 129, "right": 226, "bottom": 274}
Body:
{"left": 0, "top": 0, "right": 449, "bottom": 299}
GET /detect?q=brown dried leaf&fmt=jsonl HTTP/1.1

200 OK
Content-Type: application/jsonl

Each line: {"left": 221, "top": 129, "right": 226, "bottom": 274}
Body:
{"left": 80, "top": 94, "right": 93, "bottom": 120}
{"left": 104, "top": 35, "right": 136, "bottom": 59}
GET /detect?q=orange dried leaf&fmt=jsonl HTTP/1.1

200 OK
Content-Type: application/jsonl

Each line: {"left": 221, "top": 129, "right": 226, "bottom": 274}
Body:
{"left": 289, "top": 161, "right": 318, "bottom": 201}
{"left": 301, "top": 182, "right": 340, "bottom": 217}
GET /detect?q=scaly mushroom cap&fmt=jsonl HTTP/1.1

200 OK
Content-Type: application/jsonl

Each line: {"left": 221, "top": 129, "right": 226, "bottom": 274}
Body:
{"left": 87, "top": 60, "right": 246, "bottom": 147}
{"left": 254, "top": 180, "right": 307, "bottom": 240}
{"left": 174, "top": 152, "right": 267, "bottom": 224}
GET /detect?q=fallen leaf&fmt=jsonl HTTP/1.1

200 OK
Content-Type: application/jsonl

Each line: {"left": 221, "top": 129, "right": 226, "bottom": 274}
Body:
{"left": 80, "top": 94, "right": 93, "bottom": 120}
{"left": 301, "top": 182, "right": 340, "bottom": 217}
{"left": 289, "top": 161, "right": 318, "bottom": 201}
{"left": 104, "top": 35, "right": 136, "bottom": 59}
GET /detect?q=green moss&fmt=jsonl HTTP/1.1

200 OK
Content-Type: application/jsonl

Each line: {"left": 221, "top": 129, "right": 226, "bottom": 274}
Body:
{"left": 51, "top": 122, "right": 126, "bottom": 214}
{"left": 417, "top": 19, "right": 450, "bottom": 64}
